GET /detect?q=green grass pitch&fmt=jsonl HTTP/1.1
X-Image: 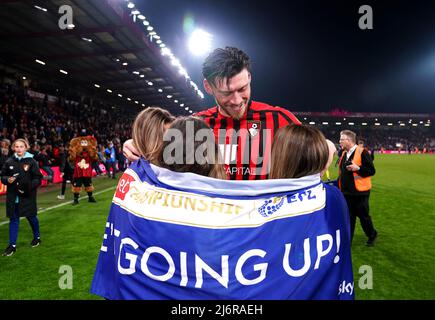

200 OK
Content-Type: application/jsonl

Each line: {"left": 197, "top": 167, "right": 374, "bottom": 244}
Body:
{"left": 0, "top": 154, "right": 434, "bottom": 299}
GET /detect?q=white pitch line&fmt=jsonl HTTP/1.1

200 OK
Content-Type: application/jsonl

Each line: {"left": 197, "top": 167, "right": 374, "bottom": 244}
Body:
{"left": 0, "top": 186, "right": 116, "bottom": 227}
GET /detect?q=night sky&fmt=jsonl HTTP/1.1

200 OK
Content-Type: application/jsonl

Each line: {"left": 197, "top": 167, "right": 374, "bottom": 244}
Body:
{"left": 136, "top": 0, "right": 435, "bottom": 113}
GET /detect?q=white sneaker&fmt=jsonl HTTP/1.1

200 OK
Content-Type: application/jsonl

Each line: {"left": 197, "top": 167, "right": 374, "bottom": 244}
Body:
{"left": 57, "top": 195, "right": 65, "bottom": 200}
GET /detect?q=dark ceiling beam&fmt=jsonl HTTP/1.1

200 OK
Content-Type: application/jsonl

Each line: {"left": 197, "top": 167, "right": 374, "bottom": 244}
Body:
{"left": 0, "top": 25, "right": 124, "bottom": 40}
{"left": 10, "top": 47, "right": 145, "bottom": 62}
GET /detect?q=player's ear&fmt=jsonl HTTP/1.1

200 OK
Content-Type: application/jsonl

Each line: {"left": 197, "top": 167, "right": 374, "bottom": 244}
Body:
{"left": 203, "top": 79, "right": 214, "bottom": 95}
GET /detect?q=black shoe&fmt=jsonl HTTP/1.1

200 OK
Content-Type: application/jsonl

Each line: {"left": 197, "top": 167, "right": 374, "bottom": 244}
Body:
{"left": 72, "top": 199, "right": 79, "bottom": 205}
{"left": 31, "top": 238, "right": 41, "bottom": 247}
{"left": 366, "top": 231, "right": 378, "bottom": 247}
{"left": 88, "top": 196, "right": 96, "bottom": 203}
{"left": 2, "top": 245, "right": 16, "bottom": 256}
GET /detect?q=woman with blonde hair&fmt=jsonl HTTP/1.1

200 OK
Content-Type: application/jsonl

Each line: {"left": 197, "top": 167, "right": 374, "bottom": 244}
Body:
{"left": 130, "top": 106, "right": 175, "bottom": 165}
{"left": 1, "top": 138, "right": 43, "bottom": 256}
{"left": 270, "top": 124, "right": 332, "bottom": 179}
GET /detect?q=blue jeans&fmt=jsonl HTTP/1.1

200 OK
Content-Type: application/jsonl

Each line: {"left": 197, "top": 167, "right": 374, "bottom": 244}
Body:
{"left": 9, "top": 214, "right": 40, "bottom": 245}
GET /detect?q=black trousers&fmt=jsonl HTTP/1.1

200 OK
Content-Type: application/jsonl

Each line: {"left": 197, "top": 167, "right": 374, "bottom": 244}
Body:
{"left": 344, "top": 194, "right": 376, "bottom": 241}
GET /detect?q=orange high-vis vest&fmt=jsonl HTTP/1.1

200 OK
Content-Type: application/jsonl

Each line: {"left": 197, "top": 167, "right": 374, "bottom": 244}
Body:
{"left": 339, "top": 146, "right": 372, "bottom": 192}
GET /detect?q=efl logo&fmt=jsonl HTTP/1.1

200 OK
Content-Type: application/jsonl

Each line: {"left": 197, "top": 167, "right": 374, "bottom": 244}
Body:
{"left": 114, "top": 173, "right": 135, "bottom": 200}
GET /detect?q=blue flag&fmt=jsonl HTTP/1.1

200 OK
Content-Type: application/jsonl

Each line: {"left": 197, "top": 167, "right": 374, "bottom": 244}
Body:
{"left": 91, "top": 159, "right": 354, "bottom": 300}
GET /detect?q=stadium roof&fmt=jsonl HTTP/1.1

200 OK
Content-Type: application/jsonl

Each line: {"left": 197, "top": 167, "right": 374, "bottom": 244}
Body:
{"left": 0, "top": 0, "right": 202, "bottom": 114}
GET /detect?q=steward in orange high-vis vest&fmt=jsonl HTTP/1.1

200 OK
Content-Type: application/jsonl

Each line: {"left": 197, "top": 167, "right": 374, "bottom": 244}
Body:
{"left": 339, "top": 146, "right": 372, "bottom": 192}
{"left": 338, "top": 130, "right": 377, "bottom": 246}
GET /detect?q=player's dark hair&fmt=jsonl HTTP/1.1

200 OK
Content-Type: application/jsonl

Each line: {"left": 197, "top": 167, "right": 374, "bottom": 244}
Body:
{"left": 202, "top": 47, "right": 251, "bottom": 87}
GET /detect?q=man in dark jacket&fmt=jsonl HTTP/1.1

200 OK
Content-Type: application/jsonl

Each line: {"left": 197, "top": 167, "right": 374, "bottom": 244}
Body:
{"left": 1, "top": 138, "right": 43, "bottom": 256}
{"left": 57, "top": 144, "right": 74, "bottom": 200}
{"left": 338, "top": 130, "right": 378, "bottom": 246}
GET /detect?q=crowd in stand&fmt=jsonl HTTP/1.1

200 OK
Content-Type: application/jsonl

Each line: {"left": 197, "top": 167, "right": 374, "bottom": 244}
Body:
{"left": 0, "top": 83, "right": 133, "bottom": 179}
{"left": 318, "top": 126, "right": 434, "bottom": 153}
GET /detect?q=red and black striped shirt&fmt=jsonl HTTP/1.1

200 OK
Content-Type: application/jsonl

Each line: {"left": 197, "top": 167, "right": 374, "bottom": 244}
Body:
{"left": 195, "top": 101, "right": 301, "bottom": 180}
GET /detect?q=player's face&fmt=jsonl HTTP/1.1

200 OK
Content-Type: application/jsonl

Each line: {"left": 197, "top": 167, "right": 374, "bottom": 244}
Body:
{"left": 205, "top": 69, "right": 251, "bottom": 120}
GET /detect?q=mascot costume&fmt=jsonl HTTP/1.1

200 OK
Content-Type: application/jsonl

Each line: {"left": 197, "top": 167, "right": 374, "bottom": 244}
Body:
{"left": 69, "top": 134, "right": 98, "bottom": 205}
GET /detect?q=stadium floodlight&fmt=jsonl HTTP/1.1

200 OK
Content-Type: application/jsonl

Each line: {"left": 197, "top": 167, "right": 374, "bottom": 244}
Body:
{"left": 362, "top": 122, "right": 367, "bottom": 126}
{"left": 161, "top": 47, "right": 171, "bottom": 56}
{"left": 132, "top": 71, "right": 140, "bottom": 75}
{"left": 22, "top": 76, "right": 26, "bottom": 80}
{"left": 138, "top": 14, "right": 145, "bottom": 20}
{"left": 171, "top": 60, "right": 182, "bottom": 69}
{"left": 322, "top": 122, "right": 328, "bottom": 125}
{"left": 143, "top": 20, "right": 150, "bottom": 26}
{"left": 135, "top": 101, "right": 139, "bottom": 104}
{"left": 159, "top": 43, "right": 166, "bottom": 48}
{"left": 419, "top": 121, "right": 424, "bottom": 124}
{"left": 115, "top": 58, "right": 120, "bottom": 62}
{"left": 81, "top": 37, "right": 92, "bottom": 42}
{"left": 153, "top": 35, "right": 160, "bottom": 39}
{"left": 412, "top": 123, "right": 418, "bottom": 127}
{"left": 158, "top": 89, "right": 163, "bottom": 93}
{"left": 309, "top": 122, "right": 315, "bottom": 125}
{"left": 156, "top": 40, "right": 162, "bottom": 44}
{"left": 107, "top": 89, "right": 112, "bottom": 93}
{"left": 35, "top": 59, "right": 46, "bottom": 65}
{"left": 94, "top": 84, "right": 100, "bottom": 88}
{"left": 59, "top": 69, "right": 68, "bottom": 75}
{"left": 174, "top": 100, "right": 178, "bottom": 103}
{"left": 180, "top": 103, "right": 184, "bottom": 107}
{"left": 67, "top": 24, "right": 75, "bottom": 29}
{"left": 147, "top": 81, "right": 153, "bottom": 86}
{"left": 387, "top": 123, "right": 393, "bottom": 126}
{"left": 149, "top": 31, "right": 156, "bottom": 36}
{"left": 189, "top": 81, "right": 198, "bottom": 90}
{"left": 167, "top": 95, "right": 173, "bottom": 99}
{"left": 34, "top": 5, "right": 47, "bottom": 12}
{"left": 122, "top": 62, "right": 128, "bottom": 66}
{"left": 140, "top": 74, "right": 145, "bottom": 78}
{"left": 400, "top": 123, "right": 405, "bottom": 126}
{"left": 127, "top": 97, "right": 132, "bottom": 101}
{"left": 349, "top": 122, "right": 354, "bottom": 126}
{"left": 118, "top": 94, "right": 123, "bottom": 97}
{"left": 147, "top": 26, "right": 154, "bottom": 31}
{"left": 424, "top": 124, "right": 430, "bottom": 127}
{"left": 131, "top": 10, "right": 140, "bottom": 15}
{"left": 189, "top": 110, "right": 193, "bottom": 114}
{"left": 335, "top": 122, "right": 342, "bottom": 125}
{"left": 375, "top": 123, "right": 380, "bottom": 126}
{"left": 188, "top": 29, "right": 213, "bottom": 56}
{"left": 185, "top": 107, "right": 189, "bottom": 110}
{"left": 127, "top": 2, "right": 135, "bottom": 9}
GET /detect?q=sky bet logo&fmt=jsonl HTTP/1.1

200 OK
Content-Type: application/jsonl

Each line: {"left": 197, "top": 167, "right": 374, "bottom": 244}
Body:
{"left": 338, "top": 280, "right": 354, "bottom": 296}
